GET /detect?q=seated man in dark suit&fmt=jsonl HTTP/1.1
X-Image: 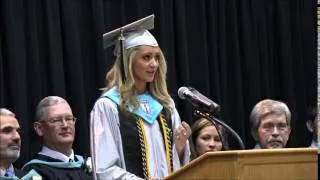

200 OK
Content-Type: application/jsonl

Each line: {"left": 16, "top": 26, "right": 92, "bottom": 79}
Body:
{"left": 306, "top": 105, "right": 318, "bottom": 148}
{"left": 0, "top": 108, "right": 41, "bottom": 179}
{"left": 22, "top": 96, "right": 92, "bottom": 180}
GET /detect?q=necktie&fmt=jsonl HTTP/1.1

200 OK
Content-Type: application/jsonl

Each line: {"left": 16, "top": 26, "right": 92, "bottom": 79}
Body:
{"left": 4, "top": 170, "right": 14, "bottom": 177}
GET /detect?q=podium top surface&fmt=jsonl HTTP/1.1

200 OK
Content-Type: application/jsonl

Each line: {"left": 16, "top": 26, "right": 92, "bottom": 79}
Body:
{"left": 198, "top": 147, "right": 317, "bottom": 158}
{"left": 165, "top": 148, "right": 318, "bottom": 180}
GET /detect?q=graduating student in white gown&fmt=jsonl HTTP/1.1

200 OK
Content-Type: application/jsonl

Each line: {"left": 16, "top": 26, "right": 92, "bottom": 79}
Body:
{"left": 90, "top": 15, "right": 191, "bottom": 180}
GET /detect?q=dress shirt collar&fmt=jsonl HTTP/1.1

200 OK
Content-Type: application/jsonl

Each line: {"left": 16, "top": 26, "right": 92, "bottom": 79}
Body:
{"left": 39, "top": 146, "right": 74, "bottom": 162}
{"left": 310, "top": 140, "right": 318, "bottom": 148}
{"left": 0, "top": 164, "right": 14, "bottom": 177}
{"left": 253, "top": 144, "right": 261, "bottom": 149}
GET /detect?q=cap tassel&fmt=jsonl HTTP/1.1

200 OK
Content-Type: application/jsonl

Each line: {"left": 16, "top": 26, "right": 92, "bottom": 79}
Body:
{"left": 119, "top": 28, "right": 126, "bottom": 83}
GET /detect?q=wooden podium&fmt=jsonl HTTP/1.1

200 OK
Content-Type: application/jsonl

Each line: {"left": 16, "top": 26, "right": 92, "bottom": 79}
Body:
{"left": 165, "top": 148, "right": 318, "bottom": 180}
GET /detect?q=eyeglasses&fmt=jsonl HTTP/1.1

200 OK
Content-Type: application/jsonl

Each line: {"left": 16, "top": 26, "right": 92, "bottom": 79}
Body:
{"left": 262, "top": 123, "right": 289, "bottom": 132}
{"left": 39, "top": 116, "right": 77, "bottom": 126}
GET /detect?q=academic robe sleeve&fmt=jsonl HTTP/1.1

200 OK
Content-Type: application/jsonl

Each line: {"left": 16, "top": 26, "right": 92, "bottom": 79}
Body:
{"left": 170, "top": 99, "right": 191, "bottom": 169}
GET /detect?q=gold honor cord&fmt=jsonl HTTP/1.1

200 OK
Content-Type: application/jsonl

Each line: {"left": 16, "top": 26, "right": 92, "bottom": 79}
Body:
{"left": 137, "top": 118, "right": 151, "bottom": 178}
{"left": 159, "top": 113, "right": 173, "bottom": 174}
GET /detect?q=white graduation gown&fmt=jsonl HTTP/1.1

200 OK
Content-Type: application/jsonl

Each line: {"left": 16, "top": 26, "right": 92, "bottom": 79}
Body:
{"left": 90, "top": 97, "right": 190, "bottom": 180}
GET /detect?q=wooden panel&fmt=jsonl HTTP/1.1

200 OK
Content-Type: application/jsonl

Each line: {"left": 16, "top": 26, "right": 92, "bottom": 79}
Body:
{"left": 165, "top": 148, "right": 318, "bottom": 180}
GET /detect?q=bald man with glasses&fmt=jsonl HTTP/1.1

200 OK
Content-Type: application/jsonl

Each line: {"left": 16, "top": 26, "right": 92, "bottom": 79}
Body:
{"left": 22, "top": 96, "right": 92, "bottom": 180}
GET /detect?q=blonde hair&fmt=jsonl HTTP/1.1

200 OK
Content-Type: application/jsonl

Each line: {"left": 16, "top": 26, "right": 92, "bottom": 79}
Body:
{"left": 104, "top": 46, "right": 172, "bottom": 113}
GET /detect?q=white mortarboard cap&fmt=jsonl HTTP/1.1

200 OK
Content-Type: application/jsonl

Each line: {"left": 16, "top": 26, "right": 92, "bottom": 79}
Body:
{"left": 103, "top": 14, "right": 158, "bottom": 56}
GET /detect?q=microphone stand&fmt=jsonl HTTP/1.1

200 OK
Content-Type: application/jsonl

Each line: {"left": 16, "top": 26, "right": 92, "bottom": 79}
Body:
{"left": 194, "top": 109, "right": 245, "bottom": 150}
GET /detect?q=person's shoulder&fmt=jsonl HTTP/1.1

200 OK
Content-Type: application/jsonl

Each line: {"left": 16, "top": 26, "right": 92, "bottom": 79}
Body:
{"left": 23, "top": 161, "right": 54, "bottom": 180}
{"left": 22, "top": 156, "right": 48, "bottom": 171}
{"left": 92, "top": 95, "right": 118, "bottom": 111}
{"left": 94, "top": 87, "right": 118, "bottom": 106}
{"left": 19, "top": 169, "right": 42, "bottom": 180}
{"left": 23, "top": 154, "right": 58, "bottom": 169}
{"left": 96, "top": 95, "right": 116, "bottom": 104}
{"left": 168, "top": 96, "right": 176, "bottom": 107}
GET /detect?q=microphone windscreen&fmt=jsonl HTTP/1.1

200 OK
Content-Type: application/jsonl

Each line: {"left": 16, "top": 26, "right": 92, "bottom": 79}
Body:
{"left": 177, "top": 87, "right": 188, "bottom": 99}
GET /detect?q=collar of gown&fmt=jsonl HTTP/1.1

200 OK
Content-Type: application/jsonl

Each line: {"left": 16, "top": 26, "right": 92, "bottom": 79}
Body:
{"left": 102, "top": 87, "right": 163, "bottom": 124}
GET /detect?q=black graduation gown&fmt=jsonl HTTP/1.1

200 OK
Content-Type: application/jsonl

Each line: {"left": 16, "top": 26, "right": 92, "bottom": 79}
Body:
{"left": 22, "top": 154, "right": 92, "bottom": 180}
{"left": 14, "top": 167, "right": 25, "bottom": 178}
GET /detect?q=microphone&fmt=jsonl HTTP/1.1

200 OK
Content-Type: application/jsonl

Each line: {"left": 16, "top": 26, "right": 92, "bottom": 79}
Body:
{"left": 178, "top": 87, "right": 220, "bottom": 114}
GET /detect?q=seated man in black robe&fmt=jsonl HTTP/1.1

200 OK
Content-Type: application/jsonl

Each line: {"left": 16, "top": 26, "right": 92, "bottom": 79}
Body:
{"left": 22, "top": 96, "right": 92, "bottom": 180}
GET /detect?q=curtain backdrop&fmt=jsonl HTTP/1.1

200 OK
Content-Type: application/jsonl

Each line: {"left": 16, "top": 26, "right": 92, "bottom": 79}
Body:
{"left": 0, "top": 0, "right": 316, "bottom": 168}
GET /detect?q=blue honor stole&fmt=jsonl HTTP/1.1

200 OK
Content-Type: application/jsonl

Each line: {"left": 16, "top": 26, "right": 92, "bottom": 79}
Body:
{"left": 22, "top": 155, "right": 85, "bottom": 169}
{"left": 102, "top": 87, "right": 163, "bottom": 124}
